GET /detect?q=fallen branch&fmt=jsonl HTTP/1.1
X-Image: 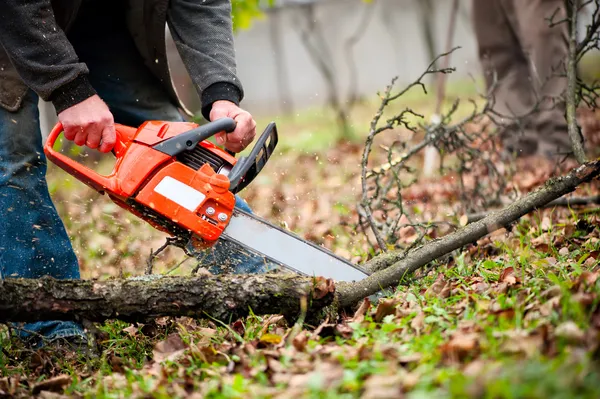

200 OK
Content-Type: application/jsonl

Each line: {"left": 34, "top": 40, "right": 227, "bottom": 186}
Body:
{"left": 338, "top": 160, "right": 600, "bottom": 307}
{"left": 466, "top": 194, "right": 600, "bottom": 224}
{"left": 2, "top": 161, "right": 599, "bottom": 323}
{"left": 0, "top": 274, "right": 334, "bottom": 323}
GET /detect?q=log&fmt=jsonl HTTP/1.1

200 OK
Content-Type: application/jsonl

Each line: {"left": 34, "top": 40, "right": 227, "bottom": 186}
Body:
{"left": 0, "top": 274, "right": 334, "bottom": 323}
{"left": 1, "top": 160, "right": 599, "bottom": 323}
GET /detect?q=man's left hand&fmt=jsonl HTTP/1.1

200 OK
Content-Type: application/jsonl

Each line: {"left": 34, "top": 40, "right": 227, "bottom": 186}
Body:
{"left": 210, "top": 100, "right": 257, "bottom": 153}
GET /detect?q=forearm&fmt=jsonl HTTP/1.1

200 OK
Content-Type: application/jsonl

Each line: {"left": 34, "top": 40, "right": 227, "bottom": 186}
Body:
{"left": 166, "top": 0, "right": 244, "bottom": 120}
{"left": 0, "top": 0, "right": 95, "bottom": 112}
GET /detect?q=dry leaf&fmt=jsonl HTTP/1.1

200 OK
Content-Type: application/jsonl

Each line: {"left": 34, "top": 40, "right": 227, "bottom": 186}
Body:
{"left": 31, "top": 375, "right": 71, "bottom": 395}
{"left": 425, "top": 273, "right": 451, "bottom": 298}
{"left": 499, "top": 329, "right": 545, "bottom": 357}
{"left": 260, "top": 315, "right": 285, "bottom": 335}
{"left": 440, "top": 333, "right": 480, "bottom": 362}
{"left": 350, "top": 297, "right": 371, "bottom": 323}
{"left": 335, "top": 323, "right": 354, "bottom": 338}
{"left": 499, "top": 267, "right": 520, "bottom": 286}
{"left": 375, "top": 298, "right": 398, "bottom": 322}
{"left": 555, "top": 321, "right": 586, "bottom": 344}
{"left": 122, "top": 324, "right": 138, "bottom": 337}
{"left": 292, "top": 331, "right": 309, "bottom": 352}
{"left": 153, "top": 333, "right": 187, "bottom": 363}
{"left": 410, "top": 312, "right": 425, "bottom": 334}
{"left": 362, "top": 374, "right": 403, "bottom": 399}
{"left": 313, "top": 277, "right": 335, "bottom": 299}
{"left": 259, "top": 333, "right": 283, "bottom": 345}
{"left": 397, "top": 353, "right": 422, "bottom": 364}
{"left": 540, "top": 216, "right": 552, "bottom": 231}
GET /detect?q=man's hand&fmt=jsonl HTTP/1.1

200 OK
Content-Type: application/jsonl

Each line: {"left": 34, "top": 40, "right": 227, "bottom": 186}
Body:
{"left": 57, "top": 95, "right": 116, "bottom": 153}
{"left": 210, "top": 100, "right": 257, "bottom": 153}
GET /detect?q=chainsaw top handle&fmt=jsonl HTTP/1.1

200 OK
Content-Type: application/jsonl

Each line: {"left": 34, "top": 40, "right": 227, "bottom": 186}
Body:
{"left": 152, "top": 117, "right": 236, "bottom": 156}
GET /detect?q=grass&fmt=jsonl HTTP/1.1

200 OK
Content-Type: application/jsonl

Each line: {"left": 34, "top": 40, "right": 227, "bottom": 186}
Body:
{"left": 2, "top": 208, "right": 600, "bottom": 397}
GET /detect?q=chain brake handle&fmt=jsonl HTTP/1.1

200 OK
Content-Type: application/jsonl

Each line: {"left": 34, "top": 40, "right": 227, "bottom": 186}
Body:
{"left": 227, "top": 122, "right": 278, "bottom": 194}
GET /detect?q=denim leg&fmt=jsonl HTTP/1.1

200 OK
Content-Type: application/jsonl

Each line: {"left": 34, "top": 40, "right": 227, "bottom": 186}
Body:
{"left": 0, "top": 90, "right": 85, "bottom": 346}
{"left": 68, "top": 4, "right": 267, "bottom": 274}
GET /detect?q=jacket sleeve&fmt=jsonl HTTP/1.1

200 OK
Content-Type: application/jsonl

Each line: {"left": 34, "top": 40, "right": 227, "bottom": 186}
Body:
{"left": 0, "top": 0, "right": 96, "bottom": 113}
{"left": 166, "top": 0, "right": 245, "bottom": 120}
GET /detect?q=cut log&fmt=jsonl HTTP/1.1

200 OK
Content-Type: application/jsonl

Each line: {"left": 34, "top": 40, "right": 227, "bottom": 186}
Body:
{"left": 0, "top": 274, "right": 334, "bottom": 323}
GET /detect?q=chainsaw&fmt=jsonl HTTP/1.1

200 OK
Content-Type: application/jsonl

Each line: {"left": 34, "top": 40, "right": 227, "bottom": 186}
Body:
{"left": 44, "top": 118, "right": 369, "bottom": 282}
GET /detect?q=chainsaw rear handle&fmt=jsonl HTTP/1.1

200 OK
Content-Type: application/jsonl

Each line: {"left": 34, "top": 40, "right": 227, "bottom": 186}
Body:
{"left": 153, "top": 117, "right": 236, "bottom": 156}
{"left": 45, "top": 122, "right": 119, "bottom": 193}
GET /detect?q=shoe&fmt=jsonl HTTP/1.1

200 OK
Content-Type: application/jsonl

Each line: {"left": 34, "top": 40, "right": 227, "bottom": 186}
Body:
{"left": 44, "top": 335, "right": 99, "bottom": 361}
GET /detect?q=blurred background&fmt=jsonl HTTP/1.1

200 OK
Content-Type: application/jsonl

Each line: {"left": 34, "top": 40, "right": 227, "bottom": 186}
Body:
{"left": 40, "top": 0, "right": 600, "bottom": 143}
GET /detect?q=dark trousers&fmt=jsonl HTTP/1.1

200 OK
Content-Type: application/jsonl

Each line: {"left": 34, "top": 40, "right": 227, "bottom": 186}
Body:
{"left": 472, "top": 0, "right": 571, "bottom": 156}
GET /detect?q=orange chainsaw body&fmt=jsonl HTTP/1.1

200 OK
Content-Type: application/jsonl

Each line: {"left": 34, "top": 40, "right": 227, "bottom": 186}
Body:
{"left": 44, "top": 121, "right": 238, "bottom": 248}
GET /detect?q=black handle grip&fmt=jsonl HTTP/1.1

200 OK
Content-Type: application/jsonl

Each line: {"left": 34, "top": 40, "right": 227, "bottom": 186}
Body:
{"left": 228, "top": 122, "right": 278, "bottom": 194}
{"left": 153, "top": 118, "right": 236, "bottom": 156}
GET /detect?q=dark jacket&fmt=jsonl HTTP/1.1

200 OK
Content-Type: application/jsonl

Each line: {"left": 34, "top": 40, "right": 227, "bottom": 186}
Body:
{"left": 0, "top": 0, "right": 243, "bottom": 120}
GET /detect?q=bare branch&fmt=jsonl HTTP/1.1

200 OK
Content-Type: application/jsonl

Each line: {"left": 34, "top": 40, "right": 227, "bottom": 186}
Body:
{"left": 566, "top": 0, "right": 588, "bottom": 163}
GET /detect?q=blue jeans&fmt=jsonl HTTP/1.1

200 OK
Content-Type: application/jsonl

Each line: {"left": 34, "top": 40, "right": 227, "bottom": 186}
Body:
{"left": 0, "top": 5, "right": 266, "bottom": 347}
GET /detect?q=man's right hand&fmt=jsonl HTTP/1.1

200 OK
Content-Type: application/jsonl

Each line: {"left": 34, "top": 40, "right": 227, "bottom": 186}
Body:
{"left": 57, "top": 95, "right": 116, "bottom": 153}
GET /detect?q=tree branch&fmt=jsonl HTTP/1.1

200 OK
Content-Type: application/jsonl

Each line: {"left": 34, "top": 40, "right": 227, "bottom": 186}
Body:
{"left": 338, "top": 160, "right": 600, "bottom": 307}
{"left": 566, "top": 0, "right": 588, "bottom": 163}
{"left": 466, "top": 195, "right": 600, "bottom": 223}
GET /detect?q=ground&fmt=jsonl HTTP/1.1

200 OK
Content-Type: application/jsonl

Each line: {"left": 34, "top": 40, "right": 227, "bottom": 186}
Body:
{"left": 1, "top": 83, "right": 600, "bottom": 398}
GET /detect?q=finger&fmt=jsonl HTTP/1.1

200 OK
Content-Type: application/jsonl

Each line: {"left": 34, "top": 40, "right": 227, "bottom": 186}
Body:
{"left": 226, "top": 114, "right": 256, "bottom": 151}
{"left": 224, "top": 131, "right": 253, "bottom": 153}
{"left": 209, "top": 106, "right": 230, "bottom": 122}
{"left": 85, "top": 126, "right": 102, "bottom": 149}
{"left": 73, "top": 125, "right": 89, "bottom": 146}
{"left": 99, "top": 124, "right": 116, "bottom": 153}
{"left": 63, "top": 123, "right": 79, "bottom": 141}
{"left": 215, "top": 131, "right": 226, "bottom": 145}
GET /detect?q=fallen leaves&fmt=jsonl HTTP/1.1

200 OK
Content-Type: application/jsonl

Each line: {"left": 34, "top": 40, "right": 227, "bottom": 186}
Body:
{"left": 440, "top": 332, "right": 480, "bottom": 363}
{"left": 31, "top": 375, "right": 71, "bottom": 395}
{"left": 374, "top": 298, "right": 399, "bottom": 322}
{"left": 499, "top": 266, "right": 520, "bottom": 286}
{"left": 153, "top": 333, "right": 188, "bottom": 363}
{"left": 497, "top": 328, "right": 547, "bottom": 357}
{"left": 424, "top": 273, "right": 452, "bottom": 298}
{"left": 10, "top": 105, "right": 600, "bottom": 398}
{"left": 555, "top": 321, "right": 586, "bottom": 345}
{"left": 350, "top": 297, "right": 371, "bottom": 323}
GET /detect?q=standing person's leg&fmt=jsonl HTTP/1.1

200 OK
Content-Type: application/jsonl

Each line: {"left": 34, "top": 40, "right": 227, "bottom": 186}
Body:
{"left": 513, "top": 0, "right": 571, "bottom": 157}
{"left": 67, "top": 2, "right": 271, "bottom": 274}
{"left": 0, "top": 89, "right": 86, "bottom": 347}
{"left": 471, "top": 0, "right": 539, "bottom": 155}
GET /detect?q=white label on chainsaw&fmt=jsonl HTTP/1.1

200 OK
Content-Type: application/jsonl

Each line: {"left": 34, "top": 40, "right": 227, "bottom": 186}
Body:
{"left": 154, "top": 176, "right": 205, "bottom": 212}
